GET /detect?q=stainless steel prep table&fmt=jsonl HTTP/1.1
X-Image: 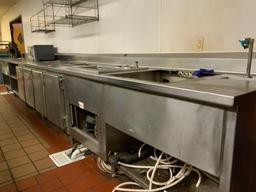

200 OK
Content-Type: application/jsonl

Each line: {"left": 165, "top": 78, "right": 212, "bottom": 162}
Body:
{"left": 1, "top": 56, "right": 256, "bottom": 192}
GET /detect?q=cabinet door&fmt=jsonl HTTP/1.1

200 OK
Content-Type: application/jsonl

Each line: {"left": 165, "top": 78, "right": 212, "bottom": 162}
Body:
{"left": 43, "top": 73, "right": 65, "bottom": 129}
{"left": 16, "top": 66, "right": 25, "bottom": 102}
{"left": 32, "top": 70, "right": 46, "bottom": 116}
{"left": 23, "top": 68, "right": 34, "bottom": 108}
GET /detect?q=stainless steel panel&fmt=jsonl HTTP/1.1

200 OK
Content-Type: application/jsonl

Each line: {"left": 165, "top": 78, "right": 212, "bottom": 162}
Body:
{"left": 103, "top": 85, "right": 225, "bottom": 176}
{"left": 43, "top": 72, "right": 65, "bottom": 129}
{"left": 1, "top": 62, "right": 9, "bottom": 75}
{"left": 70, "top": 127, "right": 100, "bottom": 155}
{"left": 64, "top": 75, "right": 105, "bottom": 158}
{"left": 64, "top": 76, "right": 103, "bottom": 114}
{"left": 16, "top": 66, "right": 26, "bottom": 102}
{"left": 23, "top": 68, "right": 35, "bottom": 107}
{"left": 32, "top": 70, "right": 46, "bottom": 116}
{"left": 219, "top": 111, "right": 237, "bottom": 192}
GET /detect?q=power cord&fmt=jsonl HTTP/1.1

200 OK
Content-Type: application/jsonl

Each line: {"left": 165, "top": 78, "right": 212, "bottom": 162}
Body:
{"left": 112, "top": 146, "right": 202, "bottom": 192}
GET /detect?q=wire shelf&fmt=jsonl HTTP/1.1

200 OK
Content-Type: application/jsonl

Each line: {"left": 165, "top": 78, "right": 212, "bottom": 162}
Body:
{"left": 44, "top": 0, "right": 99, "bottom": 27}
{"left": 30, "top": 0, "right": 98, "bottom": 31}
{"left": 45, "top": 0, "right": 91, "bottom": 6}
{"left": 30, "top": 5, "right": 56, "bottom": 33}
{"left": 54, "top": 15, "right": 98, "bottom": 27}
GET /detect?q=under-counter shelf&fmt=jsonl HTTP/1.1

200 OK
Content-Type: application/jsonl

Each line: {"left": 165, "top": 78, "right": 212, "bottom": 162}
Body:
{"left": 3, "top": 74, "right": 10, "bottom": 86}
{"left": 10, "top": 78, "right": 18, "bottom": 93}
{"left": 8, "top": 63, "right": 17, "bottom": 76}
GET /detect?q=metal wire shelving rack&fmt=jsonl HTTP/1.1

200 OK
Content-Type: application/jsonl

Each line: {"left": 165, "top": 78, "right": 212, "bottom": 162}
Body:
{"left": 44, "top": 0, "right": 99, "bottom": 27}
{"left": 30, "top": 0, "right": 99, "bottom": 33}
{"left": 30, "top": 5, "right": 56, "bottom": 33}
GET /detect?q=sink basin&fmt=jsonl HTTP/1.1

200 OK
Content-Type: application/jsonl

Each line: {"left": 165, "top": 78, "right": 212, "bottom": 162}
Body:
{"left": 61, "top": 64, "right": 148, "bottom": 74}
{"left": 110, "top": 69, "right": 196, "bottom": 84}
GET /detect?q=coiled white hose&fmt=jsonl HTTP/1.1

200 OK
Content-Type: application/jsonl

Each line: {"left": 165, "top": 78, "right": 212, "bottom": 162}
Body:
{"left": 97, "top": 157, "right": 113, "bottom": 174}
{"left": 70, "top": 147, "right": 88, "bottom": 160}
{"left": 112, "top": 148, "right": 202, "bottom": 192}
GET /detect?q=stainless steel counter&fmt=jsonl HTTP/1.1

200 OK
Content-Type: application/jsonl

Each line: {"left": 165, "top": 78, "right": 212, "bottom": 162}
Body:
{"left": 2, "top": 58, "right": 256, "bottom": 107}
{"left": 1, "top": 55, "right": 256, "bottom": 191}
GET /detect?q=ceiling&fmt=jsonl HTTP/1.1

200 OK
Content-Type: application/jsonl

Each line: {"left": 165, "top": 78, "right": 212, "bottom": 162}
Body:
{"left": 0, "top": 0, "right": 19, "bottom": 17}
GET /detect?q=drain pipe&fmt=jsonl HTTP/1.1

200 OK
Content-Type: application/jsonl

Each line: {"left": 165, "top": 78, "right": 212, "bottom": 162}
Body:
{"left": 239, "top": 38, "right": 255, "bottom": 78}
{"left": 70, "top": 146, "right": 88, "bottom": 160}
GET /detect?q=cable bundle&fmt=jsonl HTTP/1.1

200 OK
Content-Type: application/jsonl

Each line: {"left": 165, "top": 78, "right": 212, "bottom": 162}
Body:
{"left": 97, "top": 157, "right": 113, "bottom": 174}
{"left": 113, "top": 149, "right": 202, "bottom": 192}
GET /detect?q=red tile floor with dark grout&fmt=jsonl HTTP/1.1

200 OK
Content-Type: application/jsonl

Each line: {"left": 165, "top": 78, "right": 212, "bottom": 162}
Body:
{"left": 1, "top": 160, "right": 120, "bottom": 192}
{"left": 3, "top": 93, "right": 70, "bottom": 154}
{"left": 0, "top": 85, "right": 7, "bottom": 93}
{"left": 0, "top": 85, "right": 120, "bottom": 192}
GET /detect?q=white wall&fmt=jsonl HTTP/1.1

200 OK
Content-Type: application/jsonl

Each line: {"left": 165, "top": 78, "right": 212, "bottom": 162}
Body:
{"left": 0, "top": 18, "right": 1, "bottom": 41}
{"left": 1, "top": 0, "right": 256, "bottom": 53}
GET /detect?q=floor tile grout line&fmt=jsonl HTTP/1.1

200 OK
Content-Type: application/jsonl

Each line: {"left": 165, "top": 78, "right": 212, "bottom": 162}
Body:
{"left": 1, "top": 96, "right": 67, "bottom": 155}
{"left": 8, "top": 125, "right": 54, "bottom": 172}
{"left": 0, "top": 95, "right": 74, "bottom": 190}
{"left": 55, "top": 172, "right": 70, "bottom": 192}
{"left": 1, "top": 112, "right": 41, "bottom": 180}
{"left": 1, "top": 101, "right": 57, "bottom": 178}
{"left": 2, "top": 95, "right": 52, "bottom": 154}
{"left": 0, "top": 146, "right": 19, "bottom": 191}
{"left": 35, "top": 172, "right": 68, "bottom": 192}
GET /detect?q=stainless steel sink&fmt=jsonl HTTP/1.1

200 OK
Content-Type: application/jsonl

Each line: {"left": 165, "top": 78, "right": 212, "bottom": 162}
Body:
{"left": 60, "top": 64, "right": 148, "bottom": 74}
{"left": 110, "top": 69, "right": 196, "bottom": 84}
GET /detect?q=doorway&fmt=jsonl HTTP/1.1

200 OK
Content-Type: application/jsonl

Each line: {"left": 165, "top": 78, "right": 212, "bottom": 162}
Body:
{"left": 9, "top": 15, "right": 25, "bottom": 58}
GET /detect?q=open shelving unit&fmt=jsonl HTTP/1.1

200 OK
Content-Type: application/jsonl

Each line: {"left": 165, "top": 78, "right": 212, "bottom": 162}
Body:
{"left": 30, "top": 5, "right": 56, "bottom": 33}
{"left": 1, "top": 61, "right": 19, "bottom": 94}
{"left": 30, "top": 0, "right": 99, "bottom": 32}
{"left": 44, "top": 0, "right": 99, "bottom": 27}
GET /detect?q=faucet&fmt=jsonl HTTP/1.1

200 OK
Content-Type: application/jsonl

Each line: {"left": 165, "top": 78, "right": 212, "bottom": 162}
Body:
{"left": 239, "top": 38, "right": 255, "bottom": 78}
{"left": 134, "top": 61, "right": 139, "bottom": 68}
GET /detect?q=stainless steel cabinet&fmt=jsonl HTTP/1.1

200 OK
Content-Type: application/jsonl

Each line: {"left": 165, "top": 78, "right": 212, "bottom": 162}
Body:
{"left": 1, "top": 62, "right": 10, "bottom": 87}
{"left": 1, "top": 62, "right": 9, "bottom": 76}
{"left": 32, "top": 70, "right": 46, "bottom": 117}
{"left": 16, "top": 66, "right": 26, "bottom": 102}
{"left": 103, "top": 85, "right": 224, "bottom": 176}
{"left": 64, "top": 75, "right": 105, "bottom": 158}
{"left": 43, "top": 72, "right": 66, "bottom": 130}
{"left": 23, "top": 68, "right": 35, "bottom": 108}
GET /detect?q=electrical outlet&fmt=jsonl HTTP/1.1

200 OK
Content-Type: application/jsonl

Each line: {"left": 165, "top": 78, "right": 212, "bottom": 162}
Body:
{"left": 196, "top": 36, "right": 205, "bottom": 51}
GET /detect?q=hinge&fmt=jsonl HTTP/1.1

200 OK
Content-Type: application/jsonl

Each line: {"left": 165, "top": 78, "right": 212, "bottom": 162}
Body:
{"left": 58, "top": 77, "right": 64, "bottom": 90}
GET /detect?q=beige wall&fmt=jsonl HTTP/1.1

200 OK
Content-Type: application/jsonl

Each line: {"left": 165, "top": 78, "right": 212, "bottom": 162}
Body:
{"left": 0, "top": 0, "right": 254, "bottom": 53}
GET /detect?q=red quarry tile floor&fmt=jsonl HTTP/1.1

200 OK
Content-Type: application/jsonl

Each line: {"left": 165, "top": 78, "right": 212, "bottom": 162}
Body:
{"left": 3, "top": 94, "right": 70, "bottom": 153}
{"left": 7, "top": 158, "right": 119, "bottom": 192}
{"left": 0, "top": 94, "right": 120, "bottom": 191}
{"left": 0, "top": 85, "right": 7, "bottom": 93}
